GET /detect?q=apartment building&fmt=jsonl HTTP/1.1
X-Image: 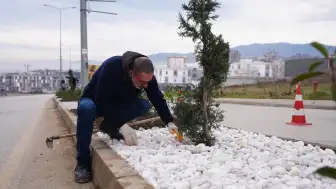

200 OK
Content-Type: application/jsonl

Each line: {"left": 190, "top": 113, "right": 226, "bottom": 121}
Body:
{"left": 229, "top": 50, "right": 241, "bottom": 63}
{"left": 229, "top": 59, "right": 285, "bottom": 79}
{"left": 0, "top": 69, "right": 81, "bottom": 92}
{"left": 154, "top": 57, "right": 203, "bottom": 86}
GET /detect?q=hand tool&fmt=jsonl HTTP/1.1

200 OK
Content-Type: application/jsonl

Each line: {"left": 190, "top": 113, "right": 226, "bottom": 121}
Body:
{"left": 46, "top": 116, "right": 163, "bottom": 148}
{"left": 170, "top": 130, "right": 184, "bottom": 142}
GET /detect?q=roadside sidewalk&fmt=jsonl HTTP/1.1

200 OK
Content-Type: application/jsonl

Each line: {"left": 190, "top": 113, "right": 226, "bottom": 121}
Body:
{"left": 56, "top": 98, "right": 154, "bottom": 189}
{"left": 215, "top": 98, "right": 336, "bottom": 110}
{"left": 0, "top": 98, "right": 95, "bottom": 189}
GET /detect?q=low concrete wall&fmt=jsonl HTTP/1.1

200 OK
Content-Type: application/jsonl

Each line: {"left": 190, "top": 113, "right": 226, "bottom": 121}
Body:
{"left": 53, "top": 97, "right": 154, "bottom": 189}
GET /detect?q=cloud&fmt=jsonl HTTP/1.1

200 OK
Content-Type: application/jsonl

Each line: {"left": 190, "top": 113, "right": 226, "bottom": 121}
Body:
{"left": 0, "top": 0, "right": 335, "bottom": 65}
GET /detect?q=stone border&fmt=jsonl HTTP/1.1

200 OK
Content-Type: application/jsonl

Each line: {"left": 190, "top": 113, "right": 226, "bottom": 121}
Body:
{"left": 214, "top": 99, "right": 336, "bottom": 110}
{"left": 53, "top": 97, "right": 155, "bottom": 189}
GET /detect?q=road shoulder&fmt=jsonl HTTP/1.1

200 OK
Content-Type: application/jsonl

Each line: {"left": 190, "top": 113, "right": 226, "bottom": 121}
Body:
{"left": 0, "top": 98, "right": 96, "bottom": 189}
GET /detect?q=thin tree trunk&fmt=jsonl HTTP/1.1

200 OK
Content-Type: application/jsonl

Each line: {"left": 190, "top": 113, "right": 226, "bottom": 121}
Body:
{"left": 202, "top": 88, "right": 211, "bottom": 142}
{"left": 329, "top": 56, "right": 335, "bottom": 85}
{"left": 329, "top": 56, "right": 336, "bottom": 102}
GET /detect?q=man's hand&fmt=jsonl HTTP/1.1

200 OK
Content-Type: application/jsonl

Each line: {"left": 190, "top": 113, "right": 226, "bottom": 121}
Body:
{"left": 119, "top": 124, "right": 138, "bottom": 146}
{"left": 168, "top": 122, "right": 178, "bottom": 134}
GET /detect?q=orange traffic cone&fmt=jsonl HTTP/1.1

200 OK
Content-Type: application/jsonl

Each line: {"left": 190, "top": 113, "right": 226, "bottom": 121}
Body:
{"left": 286, "top": 82, "right": 312, "bottom": 126}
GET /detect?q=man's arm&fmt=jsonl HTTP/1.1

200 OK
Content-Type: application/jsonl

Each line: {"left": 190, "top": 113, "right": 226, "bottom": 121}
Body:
{"left": 145, "top": 76, "right": 174, "bottom": 124}
{"left": 94, "top": 59, "right": 118, "bottom": 117}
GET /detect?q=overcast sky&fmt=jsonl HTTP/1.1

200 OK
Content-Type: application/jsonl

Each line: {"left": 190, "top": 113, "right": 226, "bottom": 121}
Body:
{"left": 0, "top": 0, "right": 335, "bottom": 68}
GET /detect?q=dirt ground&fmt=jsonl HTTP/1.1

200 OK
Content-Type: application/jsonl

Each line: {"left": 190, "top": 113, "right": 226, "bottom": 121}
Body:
{"left": 0, "top": 99, "right": 96, "bottom": 189}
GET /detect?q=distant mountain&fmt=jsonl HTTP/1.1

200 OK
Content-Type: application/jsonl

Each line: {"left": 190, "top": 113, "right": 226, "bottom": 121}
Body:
{"left": 232, "top": 42, "right": 336, "bottom": 58}
{"left": 148, "top": 53, "right": 196, "bottom": 64}
{"left": 146, "top": 42, "right": 336, "bottom": 62}
{"left": 0, "top": 59, "right": 102, "bottom": 72}
{"left": 1, "top": 42, "right": 335, "bottom": 72}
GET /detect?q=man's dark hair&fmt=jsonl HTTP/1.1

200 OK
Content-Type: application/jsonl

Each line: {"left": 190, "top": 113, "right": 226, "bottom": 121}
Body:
{"left": 132, "top": 57, "right": 154, "bottom": 74}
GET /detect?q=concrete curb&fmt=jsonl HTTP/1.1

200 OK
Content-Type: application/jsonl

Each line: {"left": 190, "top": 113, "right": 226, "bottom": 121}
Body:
{"left": 214, "top": 99, "right": 336, "bottom": 110}
{"left": 53, "top": 97, "right": 155, "bottom": 189}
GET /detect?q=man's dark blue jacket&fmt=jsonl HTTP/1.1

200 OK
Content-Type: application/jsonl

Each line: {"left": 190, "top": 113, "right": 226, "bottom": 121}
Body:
{"left": 81, "top": 51, "right": 174, "bottom": 126}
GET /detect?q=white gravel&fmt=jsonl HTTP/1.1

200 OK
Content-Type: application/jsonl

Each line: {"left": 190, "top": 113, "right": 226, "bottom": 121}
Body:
{"left": 97, "top": 127, "right": 336, "bottom": 189}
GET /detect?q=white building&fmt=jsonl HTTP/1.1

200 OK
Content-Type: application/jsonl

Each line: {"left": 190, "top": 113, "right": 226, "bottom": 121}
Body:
{"left": 229, "top": 50, "right": 241, "bottom": 63}
{"left": 229, "top": 59, "right": 285, "bottom": 79}
{"left": 0, "top": 69, "right": 81, "bottom": 92}
{"left": 154, "top": 57, "right": 203, "bottom": 85}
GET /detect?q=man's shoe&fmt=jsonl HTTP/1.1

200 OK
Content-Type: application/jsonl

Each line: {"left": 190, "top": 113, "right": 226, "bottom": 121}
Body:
{"left": 74, "top": 165, "right": 92, "bottom": 183}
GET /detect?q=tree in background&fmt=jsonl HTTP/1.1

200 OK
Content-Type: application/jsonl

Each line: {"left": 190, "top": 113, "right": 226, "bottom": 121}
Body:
{"left": 174, "top": 0, "right": 230, "bottom": 146}
{"left": 263, "top": 49, "right": 279, "bottom": 63}
{"left": 66, "top": 69, "right": 78, "bottom": 91}
{"left": 290, "top": 41, "right": 336, "bottom": 102}
{"left": 56, "top": 69, "right": 81, "bottom": 102}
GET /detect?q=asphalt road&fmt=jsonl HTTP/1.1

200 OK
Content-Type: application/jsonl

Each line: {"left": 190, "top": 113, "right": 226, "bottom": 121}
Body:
{"left": 0, "top": 94, "right": 53, "bottom": 170}
{"left": 0, "top": 94, "right": 95, "bottom": 189}
{"left": 220, "top": 103, "right": 336, "bottom": 147}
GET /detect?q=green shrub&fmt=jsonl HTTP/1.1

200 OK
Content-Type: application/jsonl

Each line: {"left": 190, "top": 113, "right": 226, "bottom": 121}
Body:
{"left": 55, "top": 88, "right": 82, "bottom": 102}
{"left": 175, "top": 0, "right": 230, "bottom": 146}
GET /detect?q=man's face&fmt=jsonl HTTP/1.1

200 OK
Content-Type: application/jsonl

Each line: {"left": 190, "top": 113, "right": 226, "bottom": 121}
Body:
{"left": 129, "top": 71, "right": 153, "bottom": 89}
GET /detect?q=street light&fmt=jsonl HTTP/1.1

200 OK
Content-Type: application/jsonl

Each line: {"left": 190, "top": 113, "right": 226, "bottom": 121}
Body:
{"left": 44, "top": 4, "right": 76, "bottom": 88}
{"left": 62, "top": 44, "right": 76, "bottom": 70}
{"left": 69, "top": 46, "right": 73, "bottom": 70}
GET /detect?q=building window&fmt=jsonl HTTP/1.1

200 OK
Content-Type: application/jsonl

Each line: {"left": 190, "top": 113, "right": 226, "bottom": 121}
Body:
{"left": 159, "top": 70, "right": 162, "bottom": 76}
{"left": 166, "top": 71, "right": 168, "bottom": 75}
{"left": 164, "top": 76, "right": 168, "bottom": 83}
{"left": 188, "top": 70, "right": 191, "bottom": 76}
{"left": 182, "top": 77, "right": 186, "bottom": 83}
{"left": 173, "top": 70, "right": 178, "bottom": 77}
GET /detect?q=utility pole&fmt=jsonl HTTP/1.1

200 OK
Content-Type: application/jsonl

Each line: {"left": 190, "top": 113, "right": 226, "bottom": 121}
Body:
{"left": 69, "top": 46, "right": 72, "bottom": 70}
{"left": 62, "top": 44, "right": 75, "bottom": 70}
{"left": 24, "top": 64, "right": 31, "bottom": 73}
{"left": 59, "top": 9, "right": 63, "bottom": 77}
{"left": 44, "top": 4, "right": 76, "bottom": 87}
{"left": 80, "top": 0, "right": 117, "bottom": 88}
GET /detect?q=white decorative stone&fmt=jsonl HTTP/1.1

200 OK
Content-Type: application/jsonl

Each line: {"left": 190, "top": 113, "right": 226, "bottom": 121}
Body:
{"left": 96, "top": 126, "right": 336, "bottom": 189}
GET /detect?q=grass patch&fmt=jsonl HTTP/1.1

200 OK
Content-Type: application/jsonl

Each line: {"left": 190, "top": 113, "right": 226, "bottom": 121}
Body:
{"left": 216, "top": 81, "right": 332, "bottom": 100}
{"left": 307, "top": 91, "right": 331, "bottom": 100}
{"left": 55, "top": 89, "right": 82, "bottom": 102}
